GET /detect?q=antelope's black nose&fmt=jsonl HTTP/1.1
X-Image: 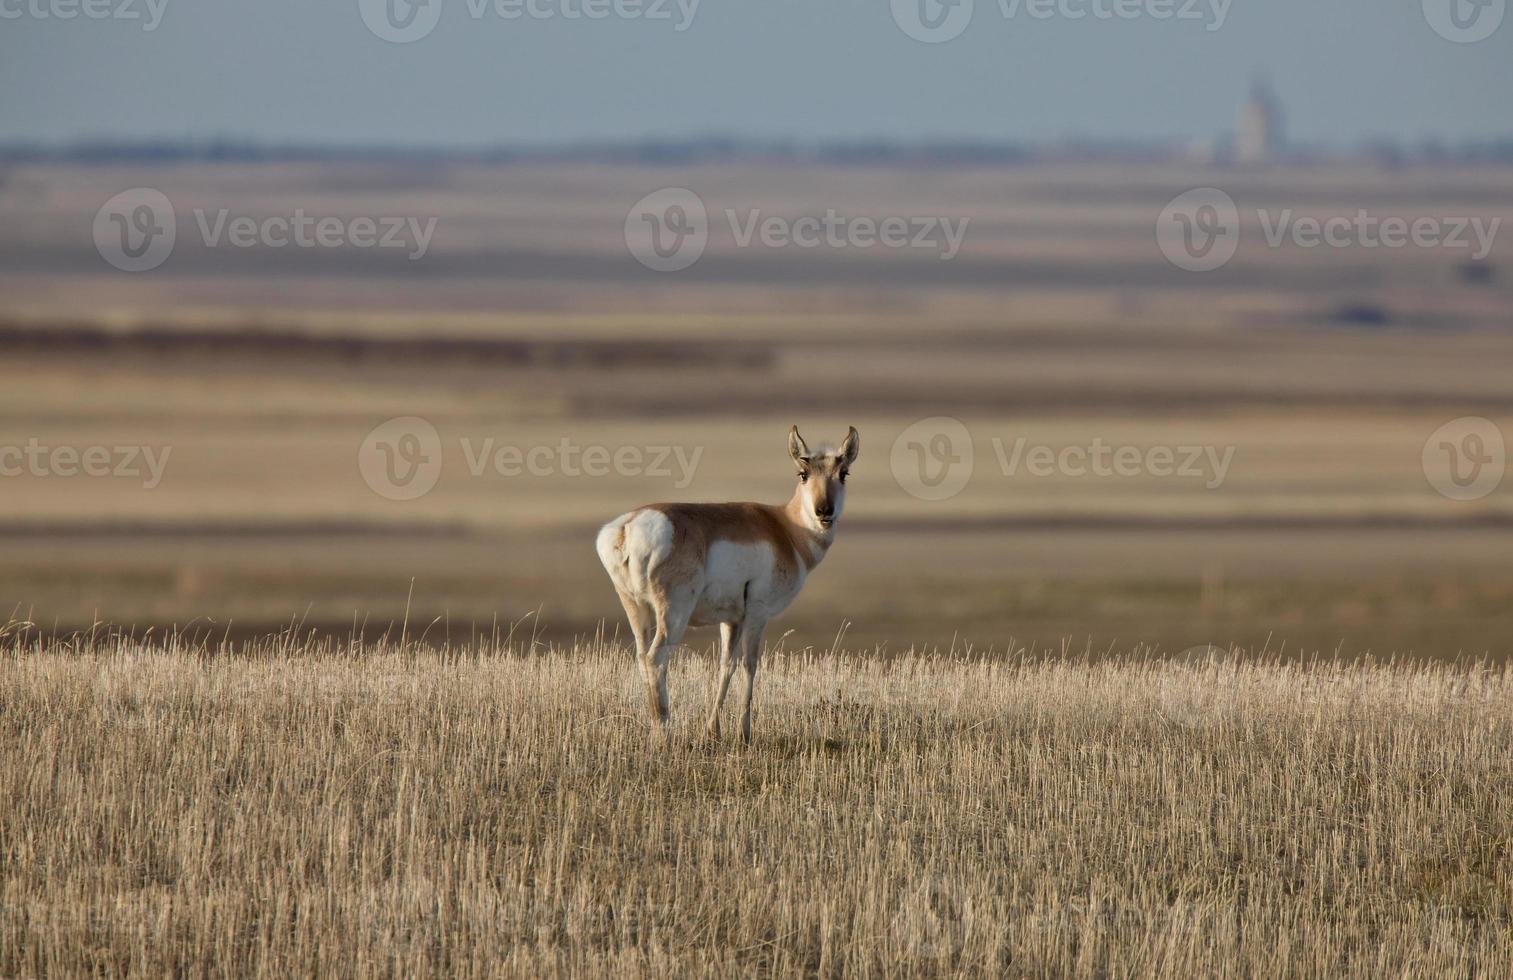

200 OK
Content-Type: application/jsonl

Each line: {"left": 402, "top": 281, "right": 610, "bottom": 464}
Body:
{"left": 816, "top": 504, "right": 835, "bottom": 521}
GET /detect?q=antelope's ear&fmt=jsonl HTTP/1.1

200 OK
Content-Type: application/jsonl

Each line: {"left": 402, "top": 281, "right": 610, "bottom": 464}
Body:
{"left": 788, "top": 426, "right": 810, "bottom": 465}
{"left": 839, "top": 426, "right": 860, "bottom": 465}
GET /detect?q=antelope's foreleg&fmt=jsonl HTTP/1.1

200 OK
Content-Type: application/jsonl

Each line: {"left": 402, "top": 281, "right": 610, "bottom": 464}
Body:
{"left": 706, "top": 620, "right": 742, "bottom": 738}
{"left": 738, "top": 621, "right": 767, "bottom": 744}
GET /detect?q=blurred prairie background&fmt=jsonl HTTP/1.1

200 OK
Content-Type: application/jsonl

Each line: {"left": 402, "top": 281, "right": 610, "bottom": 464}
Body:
{"left": 2, "top": 159, "right": 1511, "bottom": 658}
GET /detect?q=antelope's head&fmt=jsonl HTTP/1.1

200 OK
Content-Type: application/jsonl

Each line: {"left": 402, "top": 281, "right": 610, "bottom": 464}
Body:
{"left": 788, "top": 425, "right": 860, "bottom": 532}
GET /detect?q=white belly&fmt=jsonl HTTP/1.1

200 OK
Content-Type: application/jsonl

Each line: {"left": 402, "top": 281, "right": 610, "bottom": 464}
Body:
{"left": 688, "top": 539, "right": 802, "bottom": 627}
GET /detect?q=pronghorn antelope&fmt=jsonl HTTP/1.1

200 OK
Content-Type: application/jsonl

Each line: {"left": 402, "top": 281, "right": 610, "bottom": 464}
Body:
{"left": 596, "top": 425, "right": 859, "bottom": 741}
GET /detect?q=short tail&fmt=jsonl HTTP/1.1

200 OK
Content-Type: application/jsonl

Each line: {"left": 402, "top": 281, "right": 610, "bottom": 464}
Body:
{"left": 596, "top": 513, "right": 635, "bottom": 583}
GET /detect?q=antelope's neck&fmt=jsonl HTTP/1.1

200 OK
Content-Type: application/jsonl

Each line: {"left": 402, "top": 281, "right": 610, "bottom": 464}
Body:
{"left": 783, "top": 490, "right": 834, "bottom": 571}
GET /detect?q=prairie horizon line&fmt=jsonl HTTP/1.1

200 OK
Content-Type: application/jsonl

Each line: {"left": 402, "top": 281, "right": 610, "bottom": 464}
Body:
{"left": 6, "top": 134, "right": 1513, "bottom": 167}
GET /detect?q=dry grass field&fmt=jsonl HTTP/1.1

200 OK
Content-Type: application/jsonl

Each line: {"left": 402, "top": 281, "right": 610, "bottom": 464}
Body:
{"left": 3, "top": 634, "right": 1510, "bottom": 977}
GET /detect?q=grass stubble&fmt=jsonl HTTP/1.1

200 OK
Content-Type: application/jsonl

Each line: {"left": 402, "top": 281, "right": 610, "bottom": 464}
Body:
{"left": 1, "top": 632, "right": 1509, "bottom": 978}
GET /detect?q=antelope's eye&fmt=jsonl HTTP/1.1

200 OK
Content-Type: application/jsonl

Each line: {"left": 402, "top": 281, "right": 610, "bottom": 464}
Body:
{"left": 839, "top": 470, "right": 848, "bottom": 483}
{"left": 799, "top": 471, "right": 809, "bottom": 483}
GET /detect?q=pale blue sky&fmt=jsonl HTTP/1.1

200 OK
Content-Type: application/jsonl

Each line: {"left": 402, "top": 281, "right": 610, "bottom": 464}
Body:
{"left": 1, "top": 0, "right": 1509, "bottom": 145}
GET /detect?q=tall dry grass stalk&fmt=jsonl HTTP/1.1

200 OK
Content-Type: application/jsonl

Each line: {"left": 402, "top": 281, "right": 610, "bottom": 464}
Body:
{"left": 1, "top": 633, "right": 1509, "bottom": 977}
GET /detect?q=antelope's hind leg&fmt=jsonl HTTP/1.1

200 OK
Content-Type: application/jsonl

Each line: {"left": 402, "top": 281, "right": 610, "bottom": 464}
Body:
{"left": 614, "top": 588, "right": 667, "bottom": 725}
{"left": 643, "top": 585, "right": 696, "bottom": 726}
{"left": 614, "top": 588, "right": 653, "bottom": 661}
